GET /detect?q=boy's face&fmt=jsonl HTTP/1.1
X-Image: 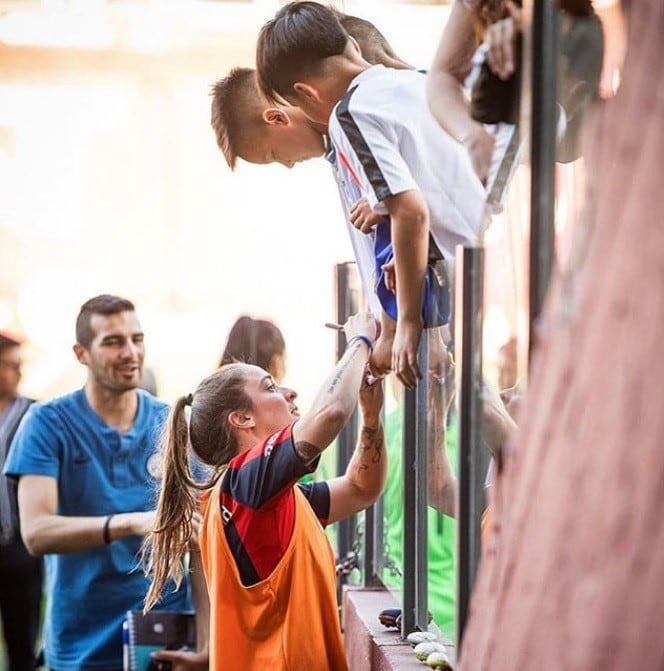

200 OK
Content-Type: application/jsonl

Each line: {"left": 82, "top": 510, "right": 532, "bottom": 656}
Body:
{"left": 237, "top": 112, "right": 326, "bottom": 168}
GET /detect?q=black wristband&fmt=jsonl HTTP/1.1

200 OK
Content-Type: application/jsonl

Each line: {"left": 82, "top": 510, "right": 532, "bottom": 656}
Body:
{"left": 102, "top": 514, "right": 114, "bottom": 545}
{"left": 346, "top": 334, "right": 374, "bottom": 352}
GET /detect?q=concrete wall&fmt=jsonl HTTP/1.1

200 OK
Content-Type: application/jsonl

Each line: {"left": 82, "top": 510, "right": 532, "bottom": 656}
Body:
{"left": 459, "top": 2, "right": 664, "bottom": 668}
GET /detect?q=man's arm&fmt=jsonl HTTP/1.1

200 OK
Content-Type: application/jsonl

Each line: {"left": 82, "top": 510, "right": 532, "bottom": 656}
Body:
{"left": 17, "top": 474, "right": 154, "bottom": 556}
{"left": 326, "top": 375, "right": 387, "bottom": 524}
{"left": 426, "top": 331, "right": 457, "bottom": 517}
{"left": 383, "top": 189, "right": 430, "bottom": 389}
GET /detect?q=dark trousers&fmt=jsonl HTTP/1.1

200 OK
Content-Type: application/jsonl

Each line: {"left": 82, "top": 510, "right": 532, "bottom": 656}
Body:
{"left": 0, "top": 537, "right": 43, "bottom": 671}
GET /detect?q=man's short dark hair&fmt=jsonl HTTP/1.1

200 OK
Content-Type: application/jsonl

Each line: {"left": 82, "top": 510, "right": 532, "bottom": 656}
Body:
{"left": 256, "top": 1, "right": 348, "bottom": 102}
{"left": 75, "top": 294, "right": 135, "bottom": 348}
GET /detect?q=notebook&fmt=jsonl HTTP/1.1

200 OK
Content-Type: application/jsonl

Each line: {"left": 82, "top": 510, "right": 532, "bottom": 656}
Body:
{"left": 123, "top": 611, "right": 196, "bottom": 671}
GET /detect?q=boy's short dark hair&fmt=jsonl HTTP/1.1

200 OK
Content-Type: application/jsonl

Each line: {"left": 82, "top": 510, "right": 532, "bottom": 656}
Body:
{"left": 75, "top": 294, "right": 135, "bottom": 348}
{"left": 256, "top": 1, "right": 349, "bottom": 102}
{"left": 210, "top": 67, "right": 262, "bottom": 170}
{"left": 335, "top": 13, "right": 399, "bottom": 64}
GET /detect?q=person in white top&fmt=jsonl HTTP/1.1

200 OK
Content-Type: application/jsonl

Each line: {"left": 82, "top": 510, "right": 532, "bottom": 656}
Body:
{"left": 256, "top": 1, "right": 486, "bottom": 388}
{"left": 209, "top": 13, "right": 417, "bottom": 326}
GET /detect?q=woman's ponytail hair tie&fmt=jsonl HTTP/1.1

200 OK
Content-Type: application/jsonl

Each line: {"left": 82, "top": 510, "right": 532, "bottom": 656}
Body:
{"left": 185, "top": 393, "right": 194, "bottom": 407}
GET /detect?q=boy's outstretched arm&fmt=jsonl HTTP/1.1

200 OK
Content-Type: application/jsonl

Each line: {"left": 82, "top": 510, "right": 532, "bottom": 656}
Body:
{"left": 383, "top": 189, "right": 430, "bottom": 389}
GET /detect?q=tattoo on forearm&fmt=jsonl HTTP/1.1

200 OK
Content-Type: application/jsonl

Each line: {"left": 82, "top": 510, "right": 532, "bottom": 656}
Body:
{"left": 327, "top": 346, "right": 360, "bottom": 394}
{"left": 295, "top": 440, "right": 321, "bottom": 464}
{"left": 355, "top": 426, "right": 383, "bottom": 473}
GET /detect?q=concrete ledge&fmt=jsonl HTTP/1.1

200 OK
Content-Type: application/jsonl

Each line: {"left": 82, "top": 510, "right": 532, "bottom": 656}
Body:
{"left": 342, "top": 585, "right": 455, "bottom": 671}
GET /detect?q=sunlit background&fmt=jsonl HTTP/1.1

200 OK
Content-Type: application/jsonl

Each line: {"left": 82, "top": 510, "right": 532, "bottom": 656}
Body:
{"left": 0, "top": 0, "right": 461, "bottom": 410}
{"left": 1, "top": 0, "right": 588, "bottom": 413}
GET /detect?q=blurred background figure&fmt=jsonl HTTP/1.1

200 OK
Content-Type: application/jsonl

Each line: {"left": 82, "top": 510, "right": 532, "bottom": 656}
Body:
{"left": 219, "top": 315, "right": 287, "bottom": 384}
{"left": 0, "top": 331, "right": 43, "bottom": 671}
{"left": 138, "top": 366, "right": 159, "bottom": 397}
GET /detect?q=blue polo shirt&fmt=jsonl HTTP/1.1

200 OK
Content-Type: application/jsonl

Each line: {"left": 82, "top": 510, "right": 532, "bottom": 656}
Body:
{"left": 4, "top": 389, "right": 192, "bottom": 671}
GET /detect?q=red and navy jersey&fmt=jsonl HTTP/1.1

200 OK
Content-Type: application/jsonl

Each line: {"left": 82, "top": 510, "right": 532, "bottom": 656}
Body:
{"left": 220, "top": 424, "right": 331, "bottom": 586}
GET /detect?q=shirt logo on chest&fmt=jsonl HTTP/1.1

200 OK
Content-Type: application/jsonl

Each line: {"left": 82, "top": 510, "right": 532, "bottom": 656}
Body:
{"left": 146, "top": 452, "right": 163, "bottom": 479}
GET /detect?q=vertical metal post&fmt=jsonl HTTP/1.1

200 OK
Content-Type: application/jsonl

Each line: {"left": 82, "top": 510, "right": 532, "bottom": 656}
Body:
{"left": 529, "top": 0, "right": 558, "bottom": 354}
{"left": 455, "top": 246, "right": 487, "bottom": 646}
{"left": 335, "top": 263, "right": 359, "bottom": 597}
{"left": 401, "top": 330, "right": 429, "bottom": 635}
{"left": 362, "top": 492, "right": 385, "bottom": 586}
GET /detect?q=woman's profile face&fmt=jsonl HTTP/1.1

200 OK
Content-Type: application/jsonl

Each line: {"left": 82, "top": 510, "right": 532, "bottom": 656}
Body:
{"left": 241, "top": 365, "right": 298, "bottom": 436}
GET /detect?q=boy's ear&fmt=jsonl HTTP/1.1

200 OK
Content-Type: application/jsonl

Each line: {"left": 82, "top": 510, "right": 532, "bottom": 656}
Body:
{"left": 292, "top": 82, "right": 322, "bottom": 103}
{"left": 262, "top": 108, "right": 290, "bottom": 126}
{"left": 348, "top": 35, "right": 362, "bottom": 57}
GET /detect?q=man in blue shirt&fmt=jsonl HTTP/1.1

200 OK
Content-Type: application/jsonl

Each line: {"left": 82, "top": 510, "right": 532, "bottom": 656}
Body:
{"left": 4, "top": 295, "right": 208, "bottom": 671}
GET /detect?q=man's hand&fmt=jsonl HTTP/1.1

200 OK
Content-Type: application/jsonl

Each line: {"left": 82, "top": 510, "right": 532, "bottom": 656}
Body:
{"left": 350, "top": 198, "right": 382, "bottom": 233}
{"left": 127, "top": 510, "right": 157, "bottom": 537}
{"left": 392, "top": 317, "right": 423, "bottom": 389}
{"left": 596, "top": 1, "right": 627, "bottom": 99}
{"left": 149, "top": 648, "right": 209, "bottom": 671}
{"left": 485, "top": 0, "right": 523, "bottom": 81}
{"left": 482, "top": 380, "right": 517, "bottom": 457}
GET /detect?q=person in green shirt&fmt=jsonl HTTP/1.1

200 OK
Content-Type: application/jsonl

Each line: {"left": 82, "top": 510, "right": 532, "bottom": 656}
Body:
{"left": 382, "top": 407, "right": 458, "bottom": 638}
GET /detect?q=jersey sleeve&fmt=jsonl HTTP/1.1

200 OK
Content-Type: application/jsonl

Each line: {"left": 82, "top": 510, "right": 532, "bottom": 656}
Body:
{"left": 3, "top": 404, "right": 60, "bottom": 480}
{"left": 332, "top": 90, "right": 420, "bottom": 211}
{"left": 223, "top": 424, "right": 319, "bottom": 510}
{"left": 297, "top": 481, "right": 331, "bottom": 527}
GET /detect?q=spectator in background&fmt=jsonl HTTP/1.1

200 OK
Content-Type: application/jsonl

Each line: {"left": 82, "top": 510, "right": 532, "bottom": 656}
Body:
{"left": 4, "top": 295, "right": 209, "bottom": 671}
{"left": 426, "top": 0, "right": 607, "bottom": 185}
{"left": 138, "top": 366, "right": 159, "bottom": 396}
{"left": 219, "top": 315, "right": 287, "bottom": 384}
{"left": 0, "top": 331, "right": 42, "bottom": 671}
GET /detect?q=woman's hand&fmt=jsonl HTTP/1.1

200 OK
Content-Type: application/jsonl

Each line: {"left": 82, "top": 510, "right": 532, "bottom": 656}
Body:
{"left": 358, "top": 368, "right": 384, "bottom": 428}
{"left": 342, "top": 311, "right": 378, "bottom": 346}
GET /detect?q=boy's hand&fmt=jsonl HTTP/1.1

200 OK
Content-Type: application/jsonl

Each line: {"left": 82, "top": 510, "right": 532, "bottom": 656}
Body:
{"left": 369, "top": 326, "right": 394, "bottom": 378}
{"left": 392, "top": 317, "right": 423, "bottom": 389}
{"left": 369, "top": 337, "right": 392, "bottom": 378}
{"left": 350, "top": 198, "right": 382, "bottom": 233}
{"left": 381, "top": 258, "right": 397, "bottom": 293}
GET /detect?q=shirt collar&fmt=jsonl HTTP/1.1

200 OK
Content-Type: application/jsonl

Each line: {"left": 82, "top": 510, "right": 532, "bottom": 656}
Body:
{"left": 347, "top": 64, "right": 386, "bottom": 90}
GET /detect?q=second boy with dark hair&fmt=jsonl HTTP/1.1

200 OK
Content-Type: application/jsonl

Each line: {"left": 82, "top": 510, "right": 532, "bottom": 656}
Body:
{"left": 256, "top": 1, "right": 486, "bottom": 388}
